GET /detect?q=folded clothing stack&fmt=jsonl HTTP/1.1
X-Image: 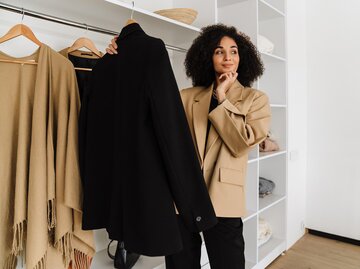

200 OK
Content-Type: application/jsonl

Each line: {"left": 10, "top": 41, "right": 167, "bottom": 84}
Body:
{"left": 259, "top": 133, "right": 280, "bottom": 152}
{"left": 259, "top": 177, "right": 276, "bottom": 198}
{"left": 258, "top": 218, "right": 272, "bottom": 247}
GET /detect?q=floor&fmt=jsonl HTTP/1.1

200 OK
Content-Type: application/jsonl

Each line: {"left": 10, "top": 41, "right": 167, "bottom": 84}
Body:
{"left": 267, "top": 233, "right": 360, "bottom": 269}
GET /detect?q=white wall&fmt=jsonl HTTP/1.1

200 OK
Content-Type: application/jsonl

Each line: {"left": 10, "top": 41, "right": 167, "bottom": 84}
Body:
{"left": 285, "top": 0, "right": 308, "bottom": 248}
{"left": 306, "top": 0, "right": 360, "bottom": 240}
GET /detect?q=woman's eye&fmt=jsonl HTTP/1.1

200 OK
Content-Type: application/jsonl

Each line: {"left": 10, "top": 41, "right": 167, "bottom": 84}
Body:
{"left": 215, "top": 50, "right": 223, "bottom": 55}
{"left": 231, "top": 50, "right": 238, "bottom": 54}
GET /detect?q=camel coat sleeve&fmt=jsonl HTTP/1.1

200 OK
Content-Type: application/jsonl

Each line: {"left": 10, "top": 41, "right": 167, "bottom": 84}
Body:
{"left": 208, "top": 90, "right": 271, "bottom": 157}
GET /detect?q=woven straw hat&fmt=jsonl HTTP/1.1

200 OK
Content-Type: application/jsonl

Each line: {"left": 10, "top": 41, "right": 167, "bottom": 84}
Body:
{"left": 154, "top": 8, "right": 198, "bottom": 25}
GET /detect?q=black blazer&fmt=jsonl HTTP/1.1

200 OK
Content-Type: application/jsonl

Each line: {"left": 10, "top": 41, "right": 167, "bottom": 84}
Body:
{"left": 79, "top": 23, "right": 217, "bottom": 256}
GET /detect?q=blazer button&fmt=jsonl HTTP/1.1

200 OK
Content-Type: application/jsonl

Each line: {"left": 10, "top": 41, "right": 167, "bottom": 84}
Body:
{"left": 196, "top": 216, "right": 202, "bottom": 222}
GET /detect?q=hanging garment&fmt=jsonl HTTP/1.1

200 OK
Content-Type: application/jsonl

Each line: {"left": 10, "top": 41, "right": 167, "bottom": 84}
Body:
{"left": 0, "top": 45, "right": 94, "bottom": 269}
{"left": 58, "top": 49, "right": 103, "bottom": 101}
{"left": 59, "top": 49, "right": 102, "bottom": 180}
{"left": 79, "top": 23, "right": 217, "bottom": 256}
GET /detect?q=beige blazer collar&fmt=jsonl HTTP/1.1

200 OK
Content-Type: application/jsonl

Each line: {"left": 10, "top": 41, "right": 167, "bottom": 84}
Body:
{"left": 192, "top": 80, "right": 244, "bottom": 165}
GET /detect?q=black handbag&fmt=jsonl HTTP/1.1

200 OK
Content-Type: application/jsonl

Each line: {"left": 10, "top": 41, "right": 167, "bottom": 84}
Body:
{"left": 107, "top": 240, "right": 140, "bottom": 269}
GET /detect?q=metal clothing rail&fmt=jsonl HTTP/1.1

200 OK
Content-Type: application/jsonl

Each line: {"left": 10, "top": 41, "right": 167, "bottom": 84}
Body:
{"left": 0, "top": 2, "right": 188, "bottom": 53}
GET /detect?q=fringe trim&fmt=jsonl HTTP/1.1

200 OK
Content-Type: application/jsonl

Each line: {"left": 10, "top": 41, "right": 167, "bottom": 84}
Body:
{"left": 55, "top": 232, "right": 73, "bottom": 267}
{"left": 47, "top": 199, "right": 56, "bottom": 230}
{"left": 72, "top": 249, "right": 93, "bottom": 269}
{"left": 33, "top": 253, "right": 47, "bottom": 269}
{"left": 3, "top": 254, "right": 17, "bottom": 269}
{"left": 11, "top": 220, "right": 26, "bottom": 256}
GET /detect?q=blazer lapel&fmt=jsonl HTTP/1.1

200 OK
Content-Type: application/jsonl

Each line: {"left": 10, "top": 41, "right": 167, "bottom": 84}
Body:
{"left": 192, "top": 86, "right": 212, "bottom": 166}
{"left": 205, "top": 125, "right": 218, "bottom": 156}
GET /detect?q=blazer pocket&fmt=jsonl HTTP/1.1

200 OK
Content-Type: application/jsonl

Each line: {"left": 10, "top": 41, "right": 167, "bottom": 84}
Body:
{"left": 219, "top": 167, "right": 245, "bottom": 186}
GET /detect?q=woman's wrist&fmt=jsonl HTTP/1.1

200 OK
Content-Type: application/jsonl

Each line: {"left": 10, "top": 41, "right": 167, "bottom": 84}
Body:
{"left": 217, "top": 95, "right": 226, "bottom": 104}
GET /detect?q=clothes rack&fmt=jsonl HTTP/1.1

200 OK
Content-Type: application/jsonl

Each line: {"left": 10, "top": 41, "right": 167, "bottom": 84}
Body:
{"left": 0, "top": 2, "right": 188, "bottom": 53}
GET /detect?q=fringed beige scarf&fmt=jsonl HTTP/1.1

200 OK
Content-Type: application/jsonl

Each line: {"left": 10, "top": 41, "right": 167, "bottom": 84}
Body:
{"left": 0, "top": 44, "right": 94, "bottom": 269}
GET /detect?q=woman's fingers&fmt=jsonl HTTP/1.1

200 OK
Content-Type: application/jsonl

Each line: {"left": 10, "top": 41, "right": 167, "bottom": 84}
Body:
{"left": 106, "top": 48, "right": 114, "bottom": 54}
{"left": 111, "top": 36, "right": 118, "bottom": 49}
{"left": 219, "top": 72, "right": 231, "bottom": 81}
{"left": 106, "top": 36, "right": 119, "bottom": 55}
{"left": 231, "top": 72, "right": 238, "bottom": 82}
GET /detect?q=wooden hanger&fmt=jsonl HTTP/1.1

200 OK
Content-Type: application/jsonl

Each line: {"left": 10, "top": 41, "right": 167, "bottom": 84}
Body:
{"left": 0, "top": 24, "right": 41, "bottom": 66}
{"left": 68, "top": 37, "right": 102, "bottom": 58}
{"left": 125, "top": 1, "right": 137, "bottom": 26}
{"left": 0, "top": 24, "right": 42, "bottom": 46}
{"left": 67, "top": 37, "right": 102, "bottom": 71}
{"left": 125, "top": 19, "right": 137, "bottom": 26}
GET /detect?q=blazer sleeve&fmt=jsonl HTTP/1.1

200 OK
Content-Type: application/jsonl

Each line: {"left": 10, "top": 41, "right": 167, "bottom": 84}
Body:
{"left": 208, "top": 91, "right": 271, "bottom": 157}
{"left": 147, "top": 39, "right": 217, "bottom": 232}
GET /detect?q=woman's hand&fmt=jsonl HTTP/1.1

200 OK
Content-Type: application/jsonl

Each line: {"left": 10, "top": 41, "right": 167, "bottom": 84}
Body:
{"left": 215, "top": 71, "right": 238, "bottom": 103}
{"left": 105, "top": 36, "right": 119, "bottom": 55}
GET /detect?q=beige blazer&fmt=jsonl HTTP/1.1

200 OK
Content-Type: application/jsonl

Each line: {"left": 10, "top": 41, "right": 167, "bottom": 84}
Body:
{"left": 180, "top": 80, "right": 271, "bottom": 217}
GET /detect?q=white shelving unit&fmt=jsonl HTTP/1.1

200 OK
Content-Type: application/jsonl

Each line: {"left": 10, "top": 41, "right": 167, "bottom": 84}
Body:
{"left": 0, "top": 0, "right": 287, "bottom": 268}
{"left": 216, "top": 0, "right": 288, "bottom": 268}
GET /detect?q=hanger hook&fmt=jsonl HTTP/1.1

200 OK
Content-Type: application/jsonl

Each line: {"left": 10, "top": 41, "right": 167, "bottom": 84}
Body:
{"left": 85, "top": 23, "right": 88, "bottom": 36}
{"left": 21, "top": 8, "right": 25, "bottom": 23}
{"left": 131, "top": 1, "right": 135, "bottom": 20}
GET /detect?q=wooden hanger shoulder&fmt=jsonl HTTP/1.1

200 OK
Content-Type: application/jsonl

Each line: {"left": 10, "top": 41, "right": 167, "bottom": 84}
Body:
{"left": 68, "top": 37, "right": 102, "bottom": 58}
{"left": 0, "top": 24, "right": 42, "bottom": 46}
{"left": 125, "top": 19, "right": 137, "bottom": 26}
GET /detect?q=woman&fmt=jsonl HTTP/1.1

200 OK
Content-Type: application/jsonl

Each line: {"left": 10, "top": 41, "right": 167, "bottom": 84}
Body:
{"left": 107, "top": 24, "right": 271, "bottom": 269}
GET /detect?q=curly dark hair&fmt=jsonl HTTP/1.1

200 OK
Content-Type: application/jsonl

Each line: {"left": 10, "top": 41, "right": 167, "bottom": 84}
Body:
{"left": 184, "top": 24, "right": 264, "bottom": 88}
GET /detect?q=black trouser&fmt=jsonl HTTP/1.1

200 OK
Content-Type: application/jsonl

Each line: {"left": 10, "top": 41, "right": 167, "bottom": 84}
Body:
{"left": 165, "top": 216, "right": 245, "bottom": 269}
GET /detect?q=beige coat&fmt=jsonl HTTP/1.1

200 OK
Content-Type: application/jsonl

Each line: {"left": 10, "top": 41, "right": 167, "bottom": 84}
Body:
{"left": 0, "top": 45, "right": 94, "bottom": 269}
{"left": 180, "top": 80, "right": 271, "bottom": 217}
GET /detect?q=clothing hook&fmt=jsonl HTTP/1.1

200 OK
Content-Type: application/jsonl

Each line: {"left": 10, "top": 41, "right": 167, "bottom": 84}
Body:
{"left": 130, "top": 1, "right": 135, "bottom": 20}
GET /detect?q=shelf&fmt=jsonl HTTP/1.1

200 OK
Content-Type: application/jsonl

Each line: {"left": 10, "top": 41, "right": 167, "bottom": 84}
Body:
{"left": 258, "top": 237, "right": 286, "bottom": 261}
{"left": 261, "top": 52, "right": 286, "bottom": 62}
{"left": 259, "top": 150, "right": 286, "bottom": 160}
{"left": 259, "top": 194, "right": 286, "bottom": 212}
{"left": 91, "top": 246, "right": 165, "bottom": 269}
{"left": 217, "top": 0, "right": 249, "bottom": 8}
{"left": 270, "top": 104, "right": 287, "bottom": 108}
{"left": 246, "top": 260, "right": 256, "bottom": 269}
{"left": 105, "top": 0, "right": 200, "bottom": 31}
{"left": 104, "top": 0, "right": 200, "bottom": 48}
{"left": 259, "top": 0, "right": 285, "bottom": 14}
{"left": 248, "top": 157, "right": 258, "bottom": 164}
{"left": 248, "top": 150, "right": 287, "bottom": 162}
{"left": 243, "top": 210, "right": 257, "bottom": 222}
{"left": 258, "top": 0, "right": 285, "bottom": 21}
